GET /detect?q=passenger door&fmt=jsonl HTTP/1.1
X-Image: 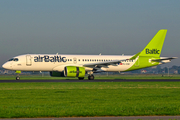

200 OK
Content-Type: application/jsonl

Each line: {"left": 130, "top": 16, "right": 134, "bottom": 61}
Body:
{"left": 26, "top": 55, "right": 32, "bottom": 66}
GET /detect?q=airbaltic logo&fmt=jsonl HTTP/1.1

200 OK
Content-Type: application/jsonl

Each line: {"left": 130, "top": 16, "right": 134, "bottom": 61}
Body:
{"left": 69, "top": 70, "right": 82, "bottom": 73}
{"left": 146, "top": 49, "right": 160, "bottom": 54}
{"left": 34, "top": 55, "right": 66, "bottom": 62}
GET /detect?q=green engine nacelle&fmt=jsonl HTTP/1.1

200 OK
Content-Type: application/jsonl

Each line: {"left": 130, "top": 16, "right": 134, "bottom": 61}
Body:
{"left": 64, "top": 66, "right": 85, "bottom": 78}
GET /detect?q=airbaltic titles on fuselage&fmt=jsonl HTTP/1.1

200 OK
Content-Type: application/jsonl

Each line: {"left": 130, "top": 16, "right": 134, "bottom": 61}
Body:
{"left": 34, "top": 55, "right": 66, "bottom": 62}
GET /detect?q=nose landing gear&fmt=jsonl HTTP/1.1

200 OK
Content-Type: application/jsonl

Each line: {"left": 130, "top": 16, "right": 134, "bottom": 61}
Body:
{"left": 16, "top": 76, "right": 20, "bottom": 80}
{"left": 15, "top": 71, "right": 21, "bottom": 80}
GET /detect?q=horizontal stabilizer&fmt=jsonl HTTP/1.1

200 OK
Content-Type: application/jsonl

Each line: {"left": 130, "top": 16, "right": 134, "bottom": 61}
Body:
{"left": 151, "top": 57, "right": 178, "bottom": 62}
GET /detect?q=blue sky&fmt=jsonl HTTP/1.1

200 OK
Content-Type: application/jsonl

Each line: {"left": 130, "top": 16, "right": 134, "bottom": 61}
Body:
{"left": 0, "top": 0, "right": 180, "bottom": 67}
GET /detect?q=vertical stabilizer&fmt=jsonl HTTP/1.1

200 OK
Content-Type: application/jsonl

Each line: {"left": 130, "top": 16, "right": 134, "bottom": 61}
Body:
{"left": 139, "top": 29, "right": 167, "bottom": 57}
{"left": 127, "top": 29, "right": 168, "bottom": 71}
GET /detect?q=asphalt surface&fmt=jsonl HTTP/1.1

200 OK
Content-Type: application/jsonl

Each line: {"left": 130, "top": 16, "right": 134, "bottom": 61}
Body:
{"left": 0, "top": 79, "right": 180, "bottom": 82}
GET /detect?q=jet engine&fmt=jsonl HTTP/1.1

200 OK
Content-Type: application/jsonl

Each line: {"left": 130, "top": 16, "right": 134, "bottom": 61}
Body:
{"left": 64, "top": 66, "right": 85, "bottom": 77}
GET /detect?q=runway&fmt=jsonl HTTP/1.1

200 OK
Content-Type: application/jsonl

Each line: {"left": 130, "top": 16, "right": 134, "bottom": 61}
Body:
{"left": 0, "top": 79, "right": 180, "bottom": 83}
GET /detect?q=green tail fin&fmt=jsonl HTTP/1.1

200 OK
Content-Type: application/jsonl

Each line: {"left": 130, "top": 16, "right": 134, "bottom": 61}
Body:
{"left": 127, "top": 29, "right": 168, "bottom": 71}
{"left": 139, "top": 29, "right": 167, "bottom": 57}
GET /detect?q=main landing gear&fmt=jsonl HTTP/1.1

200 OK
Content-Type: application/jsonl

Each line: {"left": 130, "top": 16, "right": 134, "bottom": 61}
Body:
{"left": 78, "top": 77, "right": 84, "bottom": 80}
{"left": 88, "top": 74, "right": 94, "bottom": 80}
{"left": 78, "top": 75, "right": 94, "bottom": 80}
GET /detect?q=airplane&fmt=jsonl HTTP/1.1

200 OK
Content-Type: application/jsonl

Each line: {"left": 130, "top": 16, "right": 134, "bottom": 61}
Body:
{"left": 2, "top": 29, "right": 177, "bottom": 80}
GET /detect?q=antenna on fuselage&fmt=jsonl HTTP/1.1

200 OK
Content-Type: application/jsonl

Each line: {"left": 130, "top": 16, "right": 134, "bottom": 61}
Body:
{"left": 99, "top": 53, "right": 101, "bottom": 55}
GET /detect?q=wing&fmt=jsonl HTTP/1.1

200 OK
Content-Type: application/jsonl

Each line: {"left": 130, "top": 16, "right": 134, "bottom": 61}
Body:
{"left": 83, "top": 59, "right": 128, "bottom": 70}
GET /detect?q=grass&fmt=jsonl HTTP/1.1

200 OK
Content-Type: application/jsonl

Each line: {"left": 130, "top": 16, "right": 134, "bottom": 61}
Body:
{"left": 0, "top": 82, "right": 180, "bottom": 118}
{"left": 0, "top": 74, "right": 180, "bottom": 80}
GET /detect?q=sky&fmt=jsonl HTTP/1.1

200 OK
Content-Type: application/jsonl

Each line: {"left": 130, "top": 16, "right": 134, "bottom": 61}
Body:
{"left": 0, "top": 0, "right": 180, "bottom": 67}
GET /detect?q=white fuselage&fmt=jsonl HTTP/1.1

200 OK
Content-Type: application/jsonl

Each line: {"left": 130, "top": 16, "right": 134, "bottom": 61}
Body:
{"left": 2, "top": 54, "right": 135, "bottom": 72}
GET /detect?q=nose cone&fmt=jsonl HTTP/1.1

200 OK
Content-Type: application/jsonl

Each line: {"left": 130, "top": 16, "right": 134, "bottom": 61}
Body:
{"left": 2, "top": 62, "right": 12, "bottom": 70}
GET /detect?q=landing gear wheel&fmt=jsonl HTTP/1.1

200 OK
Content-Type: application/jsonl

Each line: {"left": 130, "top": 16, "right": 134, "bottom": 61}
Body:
{"left": 78, "top": 77, "right": 84, "bottom": 80}
{"left": 88, "top": 75, "right": 94, "bottom": 80}
{"left": 16, "top": 76, "right": 20, "bottom": 80}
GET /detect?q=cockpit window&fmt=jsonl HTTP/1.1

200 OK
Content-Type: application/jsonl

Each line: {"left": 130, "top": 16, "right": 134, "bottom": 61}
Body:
{"left": 8, "top": 58, "right": 19, "bottom": 62}
{"left": 8, "top": 58, "right": 14, "bottom": 61}
{"left": 14, "top": 58, "right": 18, "bottom": 61}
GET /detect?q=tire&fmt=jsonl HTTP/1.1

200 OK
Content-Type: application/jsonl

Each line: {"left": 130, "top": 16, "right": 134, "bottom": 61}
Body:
{"left": 88, "top": 75, "right": 94, "bottom": 80}
{"left": 16, "top": 76, "right": 20, "bottom": 80}
{"left": 78, "top": 77, "right": 84, "bottom": 80}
